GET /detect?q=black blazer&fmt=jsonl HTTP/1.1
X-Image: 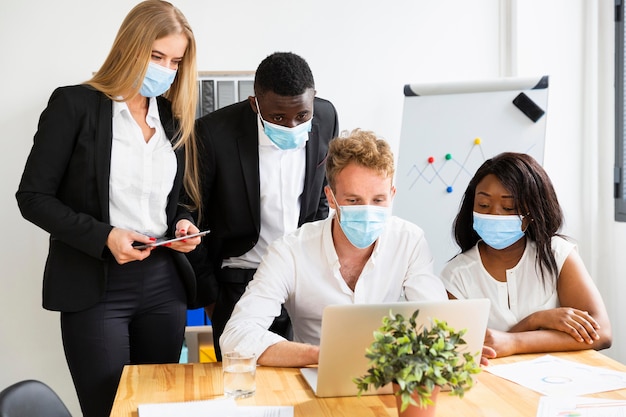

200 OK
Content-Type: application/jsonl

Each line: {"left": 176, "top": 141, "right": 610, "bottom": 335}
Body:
{"left": 188, "top": 97, "right": 339, "bottom": 305}
{"left": 16, "top": 85, "right": 196, "bottom": 312}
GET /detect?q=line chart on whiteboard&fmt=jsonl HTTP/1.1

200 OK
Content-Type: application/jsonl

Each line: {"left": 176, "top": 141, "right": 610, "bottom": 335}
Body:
{"left": 404, "top": 137, "right": 486, "bottom": 194}
{"left": 403, "top": 136, "right": 540, "bottom": 194}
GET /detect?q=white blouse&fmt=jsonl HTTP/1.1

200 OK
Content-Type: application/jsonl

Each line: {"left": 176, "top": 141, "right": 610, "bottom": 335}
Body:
{"left": 109, "top": 98, "right": 177, "bottom": 238}
{"left": 441, "top": 236, "right": 575, "bottom": 331}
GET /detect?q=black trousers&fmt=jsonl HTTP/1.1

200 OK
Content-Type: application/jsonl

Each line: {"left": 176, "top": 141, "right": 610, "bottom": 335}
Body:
{"left": 211, "top": 267, "right": 293, "bottom": 361}
{"left": 60, "top": 249, "right": 187, "bottom": 417}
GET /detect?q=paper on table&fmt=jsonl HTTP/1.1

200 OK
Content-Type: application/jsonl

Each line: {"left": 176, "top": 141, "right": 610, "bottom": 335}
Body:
{"left": 138, "top": 398, "right": 236, "bottom": 417}
{"left": 537, "top": 396, "right": 626, "bottom": 417}
{"left": 137, "top": 397, "right": 294, "bottom": 417}
{"left": 236, "top": 406, "right": 294, "bottom": 417}
{"left": 485, "top": 355, "right": 626, "bottom": 396}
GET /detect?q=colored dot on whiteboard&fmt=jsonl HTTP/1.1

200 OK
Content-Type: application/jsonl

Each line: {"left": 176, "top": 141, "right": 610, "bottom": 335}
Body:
{"left": 428, "top": 156, "right": 435, "bottom": 163}
{"left": 446, "top": 186, "right": 453, "bottom": 193}
{"left": 474, "top": 137, "right": 481, "bottom": 144}
{"left": 445, "top": 153, "right": 452, "bottom": 160}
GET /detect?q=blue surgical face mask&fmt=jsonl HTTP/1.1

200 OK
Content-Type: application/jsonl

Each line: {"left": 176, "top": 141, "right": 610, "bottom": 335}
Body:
{"left": 140, "top": 62, "right": 177, "bottom": 98}
{"left": 330, "top": 190, "right": 391, "bottom": 249}
{"left": 473, "top": 212, "right": 525, "bottom": 250}
{"left": 255, "top": 98, "right": 312, "bottom": 150}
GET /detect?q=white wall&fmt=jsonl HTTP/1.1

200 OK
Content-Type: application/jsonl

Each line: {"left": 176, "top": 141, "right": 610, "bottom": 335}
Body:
{"left": 0, "top": 0, "right": 622, "bottom": 415}
{"left": 593, "top": 0, "right": 626, "bottom": 364}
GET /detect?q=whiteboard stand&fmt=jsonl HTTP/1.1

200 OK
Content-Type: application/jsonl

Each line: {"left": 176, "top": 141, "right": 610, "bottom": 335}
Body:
{"left": 393, "top": 76, "right": 549, "bottom": 274}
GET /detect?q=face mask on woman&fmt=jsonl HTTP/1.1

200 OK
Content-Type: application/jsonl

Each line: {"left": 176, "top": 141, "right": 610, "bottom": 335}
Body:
{"left": 140, "top": 62, "right": 177, "bottom": 97}
{"left": 472, "top": 212, "right": 525, "bottom": 250}
{"left": 255, "top": 98, "right": 312, "bottom": 150}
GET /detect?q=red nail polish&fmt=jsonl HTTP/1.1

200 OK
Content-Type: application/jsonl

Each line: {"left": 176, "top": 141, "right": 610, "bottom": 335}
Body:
{"left": 149, "top": 237, "right": 157, "bottom": 241}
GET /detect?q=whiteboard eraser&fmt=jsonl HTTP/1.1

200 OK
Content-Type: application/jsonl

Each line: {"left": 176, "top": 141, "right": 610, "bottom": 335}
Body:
{"left": 512, "top": 92, "right": 545, "bottom": 122}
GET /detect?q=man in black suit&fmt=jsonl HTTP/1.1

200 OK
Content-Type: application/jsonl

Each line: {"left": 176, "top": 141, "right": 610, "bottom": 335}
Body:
{"left": 188, "top": 52, "right": 339, "bottom": 359}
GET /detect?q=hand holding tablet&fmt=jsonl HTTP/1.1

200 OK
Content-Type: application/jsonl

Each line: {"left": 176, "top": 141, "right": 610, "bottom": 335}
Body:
{"left": 132, "top": 230, "right": 210, "bottom": 250}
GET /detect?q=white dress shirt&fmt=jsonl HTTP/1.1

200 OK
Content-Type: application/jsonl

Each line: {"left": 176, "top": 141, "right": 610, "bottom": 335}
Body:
{"left": 222, "top": 117, "right": 306, "bottom": 269}
{"left": 109, "top": 98, "right": 177, "bottom": 237}
{"left": 220, "top": 214, "right": 447, "bottom": 358}
{"left": 441, "top": 236, "right": 575, "bottom": 331}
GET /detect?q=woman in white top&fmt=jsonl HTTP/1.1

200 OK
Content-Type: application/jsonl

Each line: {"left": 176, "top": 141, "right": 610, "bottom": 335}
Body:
{"left": 16, "top": 2, "right": 203, "bottom": 416}
{"left": 441, "top": 152, "right": 611, "bottom": 357}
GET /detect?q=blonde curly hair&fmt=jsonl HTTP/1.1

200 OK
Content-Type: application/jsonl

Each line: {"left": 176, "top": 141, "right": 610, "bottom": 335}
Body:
{"left": 325, "top": 129, "right": 395, "bottom": 190}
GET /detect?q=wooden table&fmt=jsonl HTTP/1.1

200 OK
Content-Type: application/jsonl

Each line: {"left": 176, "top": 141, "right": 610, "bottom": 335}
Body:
{"left": 110, "top": 350, "right": 626, "bottom": 417}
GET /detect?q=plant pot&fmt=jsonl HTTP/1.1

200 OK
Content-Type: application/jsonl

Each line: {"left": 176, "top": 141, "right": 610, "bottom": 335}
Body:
{"left": 392, "top": 384, "right": 441, "bottom": 417}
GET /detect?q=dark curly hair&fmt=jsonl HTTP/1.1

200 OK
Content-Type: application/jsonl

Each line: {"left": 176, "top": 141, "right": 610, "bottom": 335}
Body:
{"left": 453, "top": 152, "right": 564, "bottom": 281}
{"left": 254, "top": 52, "right": 315, "bottom": 97}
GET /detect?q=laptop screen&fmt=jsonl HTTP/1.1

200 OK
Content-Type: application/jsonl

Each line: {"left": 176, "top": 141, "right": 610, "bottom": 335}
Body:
{"left": 301, "top": 299, "right": 490, "bottom": 397}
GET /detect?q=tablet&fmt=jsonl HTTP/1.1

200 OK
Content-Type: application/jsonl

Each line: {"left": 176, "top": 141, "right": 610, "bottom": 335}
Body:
{"left": 133, "top": 230, "right": 210, "bottom": 250}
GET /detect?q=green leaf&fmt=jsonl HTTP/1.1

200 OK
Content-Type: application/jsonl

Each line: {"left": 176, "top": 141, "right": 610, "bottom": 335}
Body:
{"left": 353, "top": 308, "right": 482, "bottom": 407}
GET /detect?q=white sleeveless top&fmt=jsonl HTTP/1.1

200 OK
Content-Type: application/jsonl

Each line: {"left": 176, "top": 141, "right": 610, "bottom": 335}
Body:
{"left": 441, "top": 236, "right": 575, "bottom": 331}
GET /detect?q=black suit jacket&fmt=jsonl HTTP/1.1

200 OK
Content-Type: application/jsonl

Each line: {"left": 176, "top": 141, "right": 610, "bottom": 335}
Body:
{"left": 189, "top": 97, "right": 339, "bottom": 305}
{"left": 16, "top": 85, "right": 196, "bottom": 312}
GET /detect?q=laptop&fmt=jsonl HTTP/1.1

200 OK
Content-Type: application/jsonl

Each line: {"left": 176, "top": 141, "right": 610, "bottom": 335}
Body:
{"left": 299, "top": 298, "right": 490, "bottom": 397}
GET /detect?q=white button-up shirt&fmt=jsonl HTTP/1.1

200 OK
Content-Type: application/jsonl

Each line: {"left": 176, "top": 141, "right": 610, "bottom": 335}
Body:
{"left": 220, "top": 214, "right": 447, "bottom": 358}
{"left": 222, "top": 117, "right": 307, "bottom": 269}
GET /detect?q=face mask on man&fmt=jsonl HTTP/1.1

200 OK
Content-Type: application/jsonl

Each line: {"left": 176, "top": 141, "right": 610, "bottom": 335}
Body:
{"left": 472, "top": 211, "right": 525, "bottom": 250}
{"left": 330, "top": 190, "right": 391, "bottom": 249}
{"left": 255, "top": 98, "right": 312, "bottom": 150}
{"left": 140, "top": 62, "right": 177, "bottom": 98}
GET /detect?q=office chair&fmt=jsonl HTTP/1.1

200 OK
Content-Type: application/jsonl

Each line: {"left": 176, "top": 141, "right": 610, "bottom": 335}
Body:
{"left": 0, "top": 379, "right": 72, "bottom": 417}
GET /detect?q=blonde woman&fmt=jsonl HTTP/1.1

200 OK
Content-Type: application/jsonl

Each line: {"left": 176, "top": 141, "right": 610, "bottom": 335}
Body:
{"left": 16, "top": 1, "right": 202, "bottom": 416}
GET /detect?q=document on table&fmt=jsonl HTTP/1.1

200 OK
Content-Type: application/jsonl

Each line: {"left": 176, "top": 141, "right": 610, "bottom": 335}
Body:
{"left": 485, "top": 355, "right": 626, "bottom": 396}
{"left": 137, "top": 397, "right": 294, "bottom": 417}
{"left": 537, "top": 396, "right": 626, "bottom": 417}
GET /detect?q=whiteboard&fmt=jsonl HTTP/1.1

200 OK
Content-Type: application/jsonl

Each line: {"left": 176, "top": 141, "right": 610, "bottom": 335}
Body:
{"left": 393, "top": 76, "right": 549, "bottom": 274}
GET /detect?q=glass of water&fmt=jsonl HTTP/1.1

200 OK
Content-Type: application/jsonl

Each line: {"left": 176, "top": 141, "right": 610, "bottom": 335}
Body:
{"left": 222, "top": 351, "right": 256, "bottom": 398}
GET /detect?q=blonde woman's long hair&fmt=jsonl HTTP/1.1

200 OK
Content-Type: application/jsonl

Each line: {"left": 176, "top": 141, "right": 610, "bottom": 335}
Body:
{"left": 86, "top": 0, "right": 201, "bottom": 215}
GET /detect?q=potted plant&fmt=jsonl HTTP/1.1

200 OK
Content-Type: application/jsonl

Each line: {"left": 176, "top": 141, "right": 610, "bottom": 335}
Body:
{"left": 353, "top": 309, "right": 481, "bottom": 417}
